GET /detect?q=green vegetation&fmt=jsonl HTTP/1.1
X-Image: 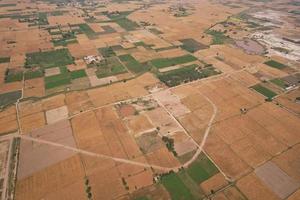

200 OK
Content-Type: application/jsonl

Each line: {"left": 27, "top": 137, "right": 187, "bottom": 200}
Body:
{"left": 0, "top": 57, "right": 10, "bottom": 63}
{"left": 251, "top": 84, "right": 277, "bottom": 99}
{"left": 78, "top": 23, "right": 97, "bottom": 38}
{"left": 71, "top": 69, "right": 87, "bottom": 79}
{"left": 103, "top": 11, "right": 139, "bottom": 31}
{"left": 150, "top": 55, "right": 198, "bottom": 69}
{"left": 98, "top": 47, "right": 116, "bottom": 57}
{"left": 45, "top": 74, "right": 71, "bottom": 89}
{"left": 264, "top": 60, "right": 287, "bottom": 69}
{"left": 25, "top": 49, "right": 74, "bottom": 68}
{"left": 161, "top": 172, "right": 196, "bottom": 200}
{"left": 114, "top": 18, "right": 139, "bottom": 31}
{"left": 158, "top": 64, "right": 220, "bottom": 87}
{"left": 53, "top": 39, "right": 78, "bottom": 46}
{"left": 96, "top": 57, "right": 126, "bottom": 78}
{"left": 0, "top": 4, "right": 16, "bottom": 7}
{"left": 45, "top": 66, "right": 71, "bottom": 89}
{"left": 134, "top": 41, "right": 153, "bottom": 49}
{"left": 119, "top": 54, "right": 147, "bottom": 73}
{"left": 159, "top": 153, "right": 219, "bottom": 199}
{"left": 270, "top": 78, "right": 287, "bottom": 89}
{"left": 5, "top": 69, "right": 23, "bottom": 83}
{"left": 206, "top": 30, "right": 229, "bottom": 45}
{"left": 24, "top": 69, "right": 44, "bottom": 80}
{"left": 52, "top": 31, "right": 77, "bottom": 47}
{"left": 177, "top": 170, "right": 205, "bottom": 199}
{"left": 180, "top": 38, "right": 207, "bottom": 53}
{"left": 162, "top": 136, "right": 177, "bottom": 156}
{"left": 0, "top": 90, "right": 22, "bottom": 107}
{"left": 186, "top": 153, "right": 219, "bottom": 184}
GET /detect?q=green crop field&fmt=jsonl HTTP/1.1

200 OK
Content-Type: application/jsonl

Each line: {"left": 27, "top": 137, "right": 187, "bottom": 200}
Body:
{"left": 24, "top": 69, "right": 44, "bottom": 80}
{"left": 45, "top": 66, "right": 71, "bottom": 89}
{"left": 151, "top": 55, "right": 198, "bottom": 69}
{"left": 206, "top": 30, "right": 229, "bottom": 45}
{"left": 5, "top": 70, "right": 23, "bottom": 83}
{"left": 96, "top": 57, "right": 127, "bottom": 78}
{"left": 0, "top": 57, "right": 10, "bottom": 63}
{"left": 186, "top": 153, "right": 219, "bottom": 184}
{"left": 70, "top": 69, "right": 87, "bottom": 79}
{"left": 98, "top": 47, "right": 116, "bottom": 57}
{"left": 119, "top": 54, "right": 147, "bottom": 73}
{"left": 0, "top": 90, "right": 22, "bottom": 107}
{"left": 180, "top": 38, "right": 208, "bottom": 53}
{"left": 270, "top": 78, "right": 286, "bottom": 89}
{"left": 114, "top": 18, "right": 139, "bottom": 31}
{"left": 25, "top": 49, "right": 74, "bottom": 68}
{"left": 264, "top": 60, "right": 287, "bottom": 69}
{"left": 78, "top": 23, "right": 97, "bottom": 38}
{"left": 158, "top": 64, "right": 219, "bottom": 87}
{"left": 161, "top": 172, "right": 196, "bottom": 200}
{"left": 251, "top": 84, "right": 277, "bottom": 99}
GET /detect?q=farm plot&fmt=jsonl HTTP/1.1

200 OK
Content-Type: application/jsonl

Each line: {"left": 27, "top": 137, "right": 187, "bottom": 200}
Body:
{"left": 17, "top": 120, "right": 76, "bottom": 179}
{"left": 119, "top": 54, "right": 148, "bottom": 74}
{"left": 16, "top": 155, "right": 86, "bottom": 200}
{"left": 104, "top": 11, "right": 139, "bottom": 31}
{"left": 95, "top": 57, "right": 127, "bottom": 78}
{"left": 179, "top": 38, "right": 208, "bottom": 53}
{"left": 255, "top": 161, "right": 300, "bottom": 199}
{"left": 159, "top": 153, "right": 220, "bottom": 200}
{"left": 0, "top": 106, "right": 18, "bottom": 135}
{"left": 264, "top": 60, "right": 287, "bottom": 69}
{"left": 25, "top": 49, "right": 74, "bottom": 68}
{"left": 158, "top": 64, "right": 220, "bottom": 87}
{"left": 0, "top": 90, "right": 21, "bottom": 107}
{"left": 150, "top": 54, "right": 198, "bottom": 69}
{"left": 186, "top": 152, "right": 219, "bottom": 184}
{"left": 251, "top": 84, "right": 277, "bottom": 99}
{"left": 45, "top": 66, "right": 86, "bottom": 90}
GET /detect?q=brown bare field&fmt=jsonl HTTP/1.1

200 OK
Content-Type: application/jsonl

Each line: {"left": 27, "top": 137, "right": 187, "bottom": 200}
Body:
{"left": 200, "top": 173, "right": 228, "bottom": 195}
{"left": 18, "top": 120, "right": 76, "bottom": 179}
{"left": 223, "top": 186, "right": 247, "bottom": 200}
{"left": 146, "top": 147, "right": 180, "bottom": 168}
{"left": 126, "top": 114, "right": 155, "bottom": 136}
{"left": 204, "top": 134, "right": 251, "bottom": 180}
{"left": 272, "top": 144, "right": 300, "bottom": 182}
{"left": 0, "top": 81, "right": 22, "bottom": 94}
{"left": 237, "top": 173, "right": 280, "bottom": 200}
{"left": 23, "top": 78, "right": 45, "bottom": 98}
{"left": 275, "top": 88, "right": 300, "bottom": 115}
{"left": 88, "top": 166, "right": 127, "bottom": 200}
{"left": 125, "top": 170, "right": 153, "bottom": 193}
{"left": 288, "top": 190, "right": 300, "bottom": 200}
{"left": 71, "top": 111, "right": 106, "bottom": 151}
{"left": 0, "top": 106, "right": 17, "bottom": 134}
{"left": 116, "top": 104, "right": 136, "bottom": 118}
{"left": 19, "top": 112, "right": 45, "bottom": 134}
{"left": 145, "top": 107, "right": 182, "bottom": 136}
{"left": 45, "top": 105, "right": 69, "bottom": 124}
{"left": 254, "top": 161, "right": 300, "bottom": 199}
{"left": 117, "top": 156, "right": 148, "bottom": 178}
{"left": 15, "top": 155, "right": 85, "bottom": 200}
{"left": 65, "top": 91, "right": 94, "bottom": 115}
{"left": 131, "top": 184, "right": 170, "bottom": 200}
{"left": 41, "top": 94, "right": 66, "bottom": 111}
{"left": 48, "top": 15, "right": 84, "bottom": 26}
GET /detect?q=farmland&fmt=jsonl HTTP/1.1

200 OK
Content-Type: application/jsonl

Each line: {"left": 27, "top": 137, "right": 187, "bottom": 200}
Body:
{"left": 0, "top": 0, "right": 299, "bottom": 199}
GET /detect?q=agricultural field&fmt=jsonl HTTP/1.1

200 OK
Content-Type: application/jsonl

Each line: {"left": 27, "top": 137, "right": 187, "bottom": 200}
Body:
{"left": 0, "top": 0, "right": 299, "bottom": 199}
